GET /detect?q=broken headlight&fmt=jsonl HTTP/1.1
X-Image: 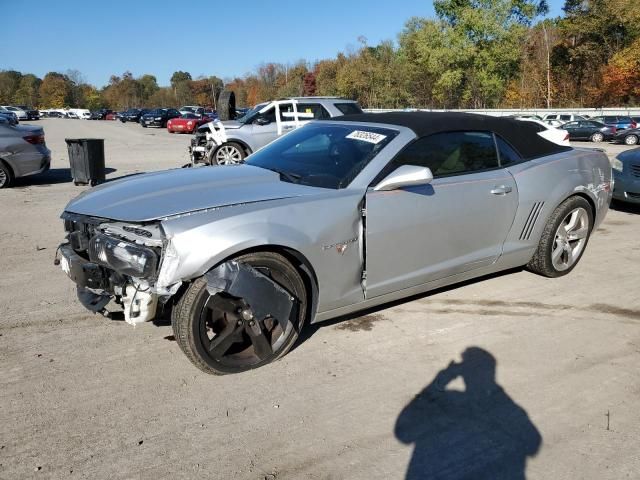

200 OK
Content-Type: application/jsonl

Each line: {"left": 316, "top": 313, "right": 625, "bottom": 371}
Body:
{"left": 88, "top": 233, "right": 158, "bottom": 278}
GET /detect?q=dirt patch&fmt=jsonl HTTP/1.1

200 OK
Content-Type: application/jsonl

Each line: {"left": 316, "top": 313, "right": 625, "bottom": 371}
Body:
{"left": 430, "top": 308, "right": 531, "bottom": 317}
{"left": 589, "top": 304, "right": 640, "bottom": 320}
{"left": 438, "top": 298, "right": 573, "bottom": 311}
{"left": 335, "top": 314, "right": 386, "bottom": 332}
{"left": 605, "top": 220, "right": 631, "bottom": 226}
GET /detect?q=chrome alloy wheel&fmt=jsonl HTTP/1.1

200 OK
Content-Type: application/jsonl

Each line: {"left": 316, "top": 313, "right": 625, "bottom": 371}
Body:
{"left": 551, "top": 207, "right": 590, "bottom": 271}
{"left": 215, "top": 145, "right": 243, "bottom": 165}
{"left": 0, "top": 168, "right": 6, "bottom": 188}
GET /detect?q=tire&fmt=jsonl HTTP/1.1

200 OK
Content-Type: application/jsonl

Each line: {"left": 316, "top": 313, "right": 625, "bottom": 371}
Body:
{"left": 142, "top": 123, "right": 147, "bottom": 128}
{"left": 0, "top": 161, "right": 14, "bottom": 189}
{"left": 211, "top": 142, "right": 246, "bottom": 165}
{"left": 590, "top": 132, "right": 604, "bottom": 142}
{"left": 217, "top": 90, "right": 236, "bottom": 121}
{"left": 527, "top": 196, "right": 593, "bottom": 278}
{"left": 171, "top": 252, "right": 308, "bottom": 375}
{"left": 624, "top": 134, "right": 638, "bottom": 146}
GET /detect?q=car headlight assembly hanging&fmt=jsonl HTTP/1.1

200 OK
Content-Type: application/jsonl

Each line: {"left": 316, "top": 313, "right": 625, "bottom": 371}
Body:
{"left": 88, "top": 233, "right": 158, "bottom": 278}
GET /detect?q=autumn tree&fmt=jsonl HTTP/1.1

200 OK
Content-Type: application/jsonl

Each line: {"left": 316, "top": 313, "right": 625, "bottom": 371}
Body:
{"left": 39, "top": 72, "right": 72, "bottom": 107}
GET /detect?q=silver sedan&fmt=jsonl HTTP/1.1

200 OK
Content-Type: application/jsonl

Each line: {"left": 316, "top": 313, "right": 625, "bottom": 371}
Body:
{"left": 0, "top": 118, "right": 51, "bottom": 188}
{"left": 58, "top": 112, "right": 612, "bottom": 375}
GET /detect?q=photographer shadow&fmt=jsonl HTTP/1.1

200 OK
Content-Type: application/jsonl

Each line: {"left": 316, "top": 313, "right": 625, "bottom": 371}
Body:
{"left": 395, "top": 347, "right": 541, "bottom": 480}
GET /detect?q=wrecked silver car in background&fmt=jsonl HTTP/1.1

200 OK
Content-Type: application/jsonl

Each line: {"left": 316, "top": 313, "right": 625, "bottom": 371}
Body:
{"left": 57, "top": 112, "right": 612, "bottom": 375}
{"left": 188, "top": 97, "right": 362, "bottom": 166}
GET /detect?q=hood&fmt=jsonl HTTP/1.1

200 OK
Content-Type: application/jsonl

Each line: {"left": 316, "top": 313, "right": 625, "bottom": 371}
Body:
{"left": 64, "top": 165, "right": 324, "bottom": 222}
{"left": 217, "top": 120, "right": 243, "bottom": 130}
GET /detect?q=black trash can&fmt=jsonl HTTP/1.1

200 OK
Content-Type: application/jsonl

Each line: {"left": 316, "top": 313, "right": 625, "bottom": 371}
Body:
{"left": 65, "top": 138, "right": 106, "bottom": 186}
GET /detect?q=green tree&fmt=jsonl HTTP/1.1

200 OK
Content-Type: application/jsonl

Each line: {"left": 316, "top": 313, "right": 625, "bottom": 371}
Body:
{"left": 14, "top": 74, "right": 42, "bottom": 107}
{"left": 0, "top": 70, "right": 23, "bottom": 103}
{"left": 170, "top": 71, "right": 192, "bottom": 87}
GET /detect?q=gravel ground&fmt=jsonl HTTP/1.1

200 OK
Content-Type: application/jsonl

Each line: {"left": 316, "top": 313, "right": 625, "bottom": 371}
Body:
{"left": 1, "top": 119, "right": 639, "bottom": 480}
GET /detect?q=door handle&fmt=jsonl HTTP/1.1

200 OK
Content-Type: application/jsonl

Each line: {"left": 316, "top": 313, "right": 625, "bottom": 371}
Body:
{"left": 490, "top": 185, "right": 513, "bottom": 195}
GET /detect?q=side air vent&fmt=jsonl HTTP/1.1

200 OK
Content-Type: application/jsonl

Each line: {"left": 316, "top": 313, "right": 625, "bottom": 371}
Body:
{"left": 520, "top": 202, "right": 545, "bottom": 240}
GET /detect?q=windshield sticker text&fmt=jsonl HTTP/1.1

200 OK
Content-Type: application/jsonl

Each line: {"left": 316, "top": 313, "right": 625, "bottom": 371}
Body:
{"left": 346, "top": 130, "right": 387, "bottom": 144}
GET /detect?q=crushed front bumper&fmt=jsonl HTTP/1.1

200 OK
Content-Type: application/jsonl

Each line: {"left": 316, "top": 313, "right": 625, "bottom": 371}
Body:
{"left": 58, "top": 242, "right": 159, "bottom": 324}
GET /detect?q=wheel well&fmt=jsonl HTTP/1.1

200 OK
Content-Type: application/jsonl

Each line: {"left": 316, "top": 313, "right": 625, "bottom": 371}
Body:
{"left": 570, "top": 192, "right": 597, "bottom": 225}
{"left": 225, "top": 139, "right": 252, "bottom": 156}
{"left": 0, "top": 158, "right": 14, "bottom": 179}
{"left": 170, "top": 245, "right": 319, "bottom": 321}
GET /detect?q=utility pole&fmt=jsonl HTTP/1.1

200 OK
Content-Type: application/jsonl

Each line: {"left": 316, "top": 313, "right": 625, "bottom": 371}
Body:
{"left": 542, "top": 22, "right": 552, "bottom": 109}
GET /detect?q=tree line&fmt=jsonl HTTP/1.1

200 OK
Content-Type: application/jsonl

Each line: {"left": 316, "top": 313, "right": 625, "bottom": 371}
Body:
{"left": 1, "top": 0, "right": 638, "bottom": 111}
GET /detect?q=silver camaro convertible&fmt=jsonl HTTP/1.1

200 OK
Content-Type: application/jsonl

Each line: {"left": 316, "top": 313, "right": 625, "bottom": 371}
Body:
{"left": 58, "top": 112, "right": 612, "bottom": 375}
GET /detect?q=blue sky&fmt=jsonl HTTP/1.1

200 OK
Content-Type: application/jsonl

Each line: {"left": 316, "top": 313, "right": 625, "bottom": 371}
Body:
{"left": 2, "top": 0, "right": 566, "bottom": 87}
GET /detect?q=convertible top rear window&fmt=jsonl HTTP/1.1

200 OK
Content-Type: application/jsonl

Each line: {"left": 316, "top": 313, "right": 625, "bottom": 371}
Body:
{"left": 245, "top": 123, "right": 398, "bottom": 189}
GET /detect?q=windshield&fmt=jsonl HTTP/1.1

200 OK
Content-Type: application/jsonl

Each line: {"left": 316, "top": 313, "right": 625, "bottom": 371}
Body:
{"left": 245, "top": 123, "right": 398, "bottom": 189}
{"left": 236, "top": 102, "right": 269, "bottom": 124}
{"left": 149, "top": 109, "right": 167, "bottom": 115}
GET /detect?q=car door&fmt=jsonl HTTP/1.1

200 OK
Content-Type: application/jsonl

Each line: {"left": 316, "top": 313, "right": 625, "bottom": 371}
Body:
{"left": 365, "top": 131, "right": 518, "bottom": 298}
{"left": 245, "top": 105, "right": 278, "bottom": 150}
{"left": 563, "top": 121, "right": 581, "bottom": 139}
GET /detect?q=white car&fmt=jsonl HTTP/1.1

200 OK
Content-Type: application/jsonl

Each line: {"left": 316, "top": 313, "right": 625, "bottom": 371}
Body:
{"left": 516, "top": 118, "right": 570, "bottom": 146}
{"left": 542, "top": 113, "right": 585, "bottom": 127}
{"left": 179, "top": 105, "right": 204, "bottom": 116}
{"left": 1, "top": 106, "right": 27, "bottom": 120}
{"left": 68, "top": 108, "right": 91, "bottom": 119}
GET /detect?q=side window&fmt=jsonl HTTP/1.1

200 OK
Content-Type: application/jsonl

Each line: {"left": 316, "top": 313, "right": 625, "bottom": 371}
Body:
{"left": 392, "top": 131, "right": 499, "bottom": 178}
{"left": 277, "top": 103, "right": 295, "bottom": 122}
{"left": 257, "top": 107, "right": 276, "bottom": 124}
{"left": 564, "top": 121, "right": 579, "bottom": 128}
{"left": 495, "top": 135, "right": 523, "bottom": 166}
{"left": 559, "top": 115, "right": 571, "bottom": 121}
{"left": 334, "top": 103, "right": 364, "bottom": 115}
{"left": 297, "top": 103, "right": 331, "bottom": 120}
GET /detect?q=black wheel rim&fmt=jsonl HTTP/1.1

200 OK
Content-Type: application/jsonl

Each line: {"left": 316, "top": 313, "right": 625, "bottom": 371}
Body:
{"left": 197, "top": 266, "right": 300, "bottom": 369}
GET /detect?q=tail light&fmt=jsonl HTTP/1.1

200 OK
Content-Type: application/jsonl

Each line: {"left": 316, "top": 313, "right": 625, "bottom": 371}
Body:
{"left": 611, "top": 127, "right": 617, "bottom": 134}
{"left": 23, "top": 134, "right": 45, "bottom": 145}
{"left": 564, "top": 133, "right": 569, "bottom": 141}
{"left": 632, "top": 121, "right": 637, "bottom": 129}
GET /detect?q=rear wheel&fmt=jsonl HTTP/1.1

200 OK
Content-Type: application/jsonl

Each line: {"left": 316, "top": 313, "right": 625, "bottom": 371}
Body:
{"left": 590, "top": 132, "right": 604, "bottom": 142}
{"left": 527, "top": 196, "right": 593, "bottom": 277}
{"left": 624, "top": 134, "right": 638, "bottom": 145}
{"left": 0, "top": 161, "right": 14, "bottom": 188}
{"left": 172, "top": 252, "right": 307, "bottom": 375}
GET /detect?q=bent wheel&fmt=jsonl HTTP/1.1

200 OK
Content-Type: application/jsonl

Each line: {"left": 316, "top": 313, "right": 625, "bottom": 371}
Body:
{"left": 172, "top": 252, "right": 307, "bottom": 375}
{"left": 527, "top": 196, "right": 593, "bottom": 277}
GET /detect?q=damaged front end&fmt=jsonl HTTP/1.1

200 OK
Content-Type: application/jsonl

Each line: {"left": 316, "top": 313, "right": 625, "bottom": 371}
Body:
{"left": 57, "top": 213, "right": 180, "bottom": 325}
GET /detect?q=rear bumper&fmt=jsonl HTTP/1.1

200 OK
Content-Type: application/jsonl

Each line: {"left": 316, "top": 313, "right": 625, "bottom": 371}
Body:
{"left": 142, "top": 119, "right": 164, "bottom": 127}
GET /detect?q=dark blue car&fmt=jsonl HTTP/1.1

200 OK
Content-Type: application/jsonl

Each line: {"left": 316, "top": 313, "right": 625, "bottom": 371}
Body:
{"left": 592, "top": 115, "right": 637, "bottom": 131}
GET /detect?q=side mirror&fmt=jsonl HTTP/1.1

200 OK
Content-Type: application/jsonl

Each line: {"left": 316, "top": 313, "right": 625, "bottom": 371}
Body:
{"left": 255, "top": 116, "right": 271, "bottom": 126}
{"left": 373, "top": 165, "right": 433, "bottom": 191}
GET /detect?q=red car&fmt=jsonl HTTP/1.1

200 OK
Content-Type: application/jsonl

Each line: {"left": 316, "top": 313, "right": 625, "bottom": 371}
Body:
{"left": 167, "top": 113, "right": 212, "bottom": 134}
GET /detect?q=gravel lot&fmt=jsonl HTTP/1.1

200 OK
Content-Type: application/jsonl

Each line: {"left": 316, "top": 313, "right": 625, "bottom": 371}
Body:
{"left": 1, "top": 119, "right": 639, "bottom": 479}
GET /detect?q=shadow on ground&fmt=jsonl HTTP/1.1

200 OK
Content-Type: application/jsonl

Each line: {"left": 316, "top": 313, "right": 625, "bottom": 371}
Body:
{"left": 395, "top": 347, "right": 541, "bottom": 479}
{"left": 13, "top": 167, "right": 117, "bottom": 187}
{"left": 611, "top": 199, "right": 640, "bottom": 215}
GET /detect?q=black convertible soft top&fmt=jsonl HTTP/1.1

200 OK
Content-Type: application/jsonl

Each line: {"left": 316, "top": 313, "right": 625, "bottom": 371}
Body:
{"left": 332, "top": 112, "right": 572, "bottom": 160}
